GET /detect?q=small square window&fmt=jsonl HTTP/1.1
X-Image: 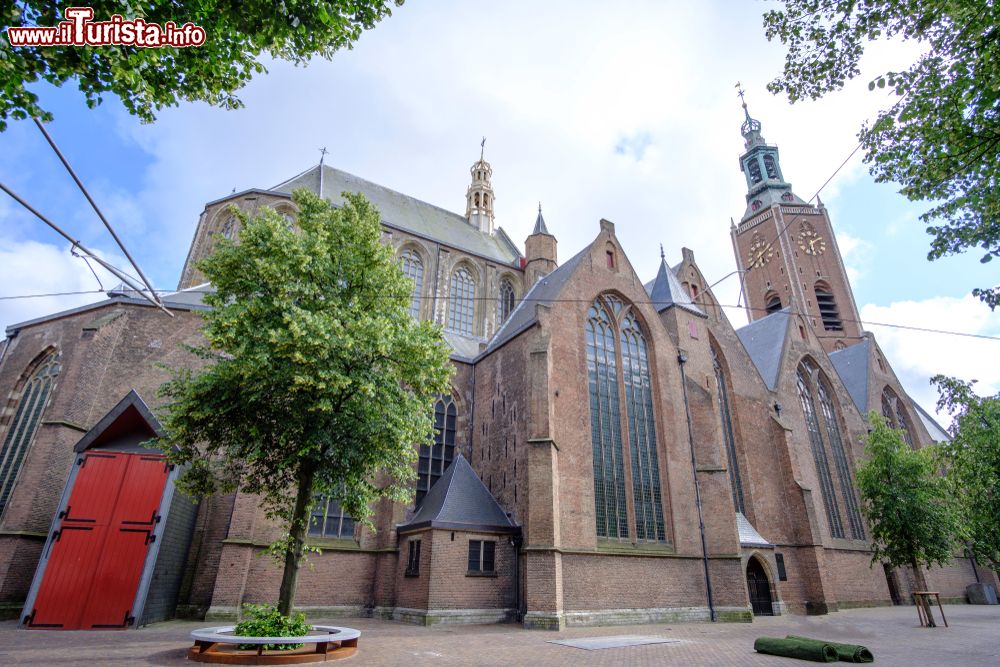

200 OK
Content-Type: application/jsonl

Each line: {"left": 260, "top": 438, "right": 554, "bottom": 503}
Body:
{"left": 405, "top": 539, "right": 421, "bottom": 576}
{"left": 467, "top": 539, "right": 496, "bottom": 574}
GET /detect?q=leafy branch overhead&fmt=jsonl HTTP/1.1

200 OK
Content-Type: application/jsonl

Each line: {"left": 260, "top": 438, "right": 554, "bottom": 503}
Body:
{"left": 764, "top": 1, "right": 1000, "bottom": 308}
{"left": 0, "top": 1, "right": 403, "bottom": 129}
{"left": 158, "top": 189, "right": 452, "bottom": 614}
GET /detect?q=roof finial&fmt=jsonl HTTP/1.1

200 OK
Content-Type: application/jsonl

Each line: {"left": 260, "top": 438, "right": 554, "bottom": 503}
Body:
{"left": 318, "top": 146, "right": 328, "bottom": 166}
{"left": 736, "top": 81, "right": 762, "bottom": 140}
{"left": 480, "top": 136, "right": 486, "bottom": 160}
{"left": 660, "top": 243, "right": 665, "bottom": 262}
{"left": 318, "top": 147, "right": 328, "bottom": 198}
{"left": 538, "top": 201, "right": 542, "bottom": 214}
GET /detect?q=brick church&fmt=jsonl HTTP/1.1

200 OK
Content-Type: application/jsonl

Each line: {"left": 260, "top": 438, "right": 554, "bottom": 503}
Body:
{"left": 0, "top": 104, "right": 991, "bottom": 630}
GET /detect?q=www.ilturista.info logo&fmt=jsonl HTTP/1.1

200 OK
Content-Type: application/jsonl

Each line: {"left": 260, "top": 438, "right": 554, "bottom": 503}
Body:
{"left": 6, "top": 7, "right": 206, "bottom": 48}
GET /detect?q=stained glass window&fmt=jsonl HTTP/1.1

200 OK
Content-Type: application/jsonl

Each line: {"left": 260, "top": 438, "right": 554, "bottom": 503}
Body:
{"left": 797, "top": 363, "right": 844, "bottom": 538}
{"left": 586, "top": 299, "right": 629, "bottom": 539}
{"left": 0, "top": 353, "right": 60, "bottom": 514}
{"left": 713, "top": 347, "right": 746, "bottom": 514}
{"left": 448, "top": 267, "right": 476, "bottom": 335}
{"left": 400, "top": 249, "right": 424, "bottom": 318}
{"left": 818, "top": 381, "right": 865, "bottom": 540}
{"left": 416, "top": 395, "right": 456, "bottom": 506}
{"left": 498, "top": 279, "right": 515, "bottom": 324}
{"left": 586, "top": 296, "right": 668, "bottom": 543}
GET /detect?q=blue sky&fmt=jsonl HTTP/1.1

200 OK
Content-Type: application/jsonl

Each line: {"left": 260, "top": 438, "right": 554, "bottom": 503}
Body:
{"left": 2, "top": 0, "right": 997, "bottom": 422}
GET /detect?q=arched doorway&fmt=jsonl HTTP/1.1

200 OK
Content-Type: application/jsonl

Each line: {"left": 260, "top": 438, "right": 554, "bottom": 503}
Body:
{"left": 746, "top": 557, "right": 774, "bottom": 616}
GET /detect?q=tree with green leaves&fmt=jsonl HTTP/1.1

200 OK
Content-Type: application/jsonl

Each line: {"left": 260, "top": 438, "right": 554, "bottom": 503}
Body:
{"left": 158, "top": 189, "right": 452, "bottom": 616}
{"left": 933, "top": 375, "right": 1000, "bottom": 571}
{"left": 856, "top": 412, "right": 960, "bottom": 625}
{"left": 1, "top": 1, "right": 403, "bottom": 130}
{"left": 763, "top": 1, "right": 1000, "bottom": 308}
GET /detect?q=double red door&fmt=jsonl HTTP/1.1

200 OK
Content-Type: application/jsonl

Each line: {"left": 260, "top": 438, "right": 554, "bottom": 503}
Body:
{"left": 26, "top": 451, "right": 169, "bottom": 629}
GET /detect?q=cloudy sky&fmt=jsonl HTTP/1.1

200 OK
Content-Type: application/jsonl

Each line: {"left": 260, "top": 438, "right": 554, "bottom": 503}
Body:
{"left": 2, "top": 0, "right": 997, "bottom": 424}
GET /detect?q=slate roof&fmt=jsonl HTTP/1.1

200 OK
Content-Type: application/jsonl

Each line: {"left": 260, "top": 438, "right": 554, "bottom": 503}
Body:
{"left": 735, "top": 308, "right": 792, "bottom": 391}
{"left": 397, "top": 454, "right": 519, "bottom": 534}
{"left": 533, "top": 207, "right": 550, "bottom": 235}
{"left": 483, "top": 242, "right": 593, "bottom": 354}
{"left": 828, "top": 339, "right": 871, "bottom": 414}
{"left": 271, "top": 164, "right": 522, "bottom": 265}
{"left": 643, "top": 258, "right": 706, "bottom": 317}
{"left": 736, "top": 512, "right": 773, "bottom": 548}
{"left": 911, "top": 399, "right": 952, "bottom": 442}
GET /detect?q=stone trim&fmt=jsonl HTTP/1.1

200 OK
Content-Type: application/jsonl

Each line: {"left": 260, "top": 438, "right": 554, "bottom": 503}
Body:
{"left": 0, "top": 530, "right": 47, "bottom": 539}
{"left": 524, "top": 544, "right": 741, "bottom": 560}
{"left": 391, "top": 607, "right": 516, "bottom": 626}
{"left": 219, "top": 537, "right": 397, "bottom": 554}
{"left": 563, "top": 605, "right": 752, "bottom": 626}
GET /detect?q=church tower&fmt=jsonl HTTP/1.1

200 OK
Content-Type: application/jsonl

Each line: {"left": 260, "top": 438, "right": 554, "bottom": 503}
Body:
{"left": 730, "top": 96, "right": 863, "bottom": 353}
{"left": 466, "top": 142, "right": 496, "bottom": 235}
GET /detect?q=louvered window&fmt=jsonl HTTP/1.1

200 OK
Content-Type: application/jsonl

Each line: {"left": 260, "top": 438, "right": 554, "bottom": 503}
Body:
{"left": 815, "top": 284, "right": 843, "bottom": 331}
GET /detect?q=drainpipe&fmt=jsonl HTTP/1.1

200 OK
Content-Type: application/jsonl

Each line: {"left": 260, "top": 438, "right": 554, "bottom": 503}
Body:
{"left": 678, "top": 351, "right": 716, "bottom": 622}
{"left": 511, "top": 533, "right": 523, "bottom": 622}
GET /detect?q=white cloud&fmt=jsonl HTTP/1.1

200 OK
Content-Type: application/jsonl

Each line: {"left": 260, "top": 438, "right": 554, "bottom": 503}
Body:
{"left": 0, "top": 240, "right": 122, "bottom": 333}
{"left": 860, "top": 297, "right": 1000, "bottom": 427}
{"left": 835, "top": 231, "right": 873, "bottom": 285}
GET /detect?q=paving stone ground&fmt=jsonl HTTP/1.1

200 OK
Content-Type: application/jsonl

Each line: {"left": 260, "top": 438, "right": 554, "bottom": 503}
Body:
{"left": 1, "top": 604, "right": 998, "bottom": 666}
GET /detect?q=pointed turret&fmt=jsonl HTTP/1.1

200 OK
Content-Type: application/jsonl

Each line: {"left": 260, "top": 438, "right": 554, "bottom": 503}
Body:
{"left": 525, "top": 202, "right": 557, "bottom": 285}
{"left": 736, "top": 95, "right": 805, "bottom": 218}
{"left": 645, "top": 252, "right": 704, "bottom": 316}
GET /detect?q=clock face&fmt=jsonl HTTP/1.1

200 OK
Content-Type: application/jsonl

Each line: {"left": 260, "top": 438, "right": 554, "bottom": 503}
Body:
{"left": 746, "top": 234, "right": 774, "bottom": 268}
{"left": 798, "top": 227, "right": 827, "bottom": 256}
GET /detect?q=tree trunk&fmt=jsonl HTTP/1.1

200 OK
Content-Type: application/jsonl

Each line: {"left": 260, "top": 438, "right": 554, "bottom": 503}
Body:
{"left": 277, "top": 461, "right": 317, "bottom": 617}
{"left": 911, "top": 558, "right": 935, "bottom": 627}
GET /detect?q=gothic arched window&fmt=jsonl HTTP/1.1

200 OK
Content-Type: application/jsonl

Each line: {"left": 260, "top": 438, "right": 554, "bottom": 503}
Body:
{"left": 881, "top": 387, "right": 914, "bottom": 447}
{"left": 815, "top": 282, "right": 843, "bottom": 331}
{"left": 797, "top": 360, "right": 845, "bottom": 538}
{"left": 586, "top": 296, "right": 666, "bottom": 542}
{"left": 713, "top": 346, "right": 746, "bottom": 514}
{"left": 498, "top": 279, "right": 515, "bottom": 324}
{"left": 220, "top": 217, "right": 236, "bottom": 240}
{"left": 416, "top": 395, "right": 456, "bottom": 506}
{"left": 764, "top": 154, "right": 779, "bottom": 179}
{"left": 447, "top": 267, "right": 476, "bottom": 336}
{"left": 400, "top": 249, "right": 424, "bottom": 319}
{"left": 0, "top": 352, "right": 60, "bottom": 514}
{"left": 817, "top": 380, "right": 865, "bottom": 539}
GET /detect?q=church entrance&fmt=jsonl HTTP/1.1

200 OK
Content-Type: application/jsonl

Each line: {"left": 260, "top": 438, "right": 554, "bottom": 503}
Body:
{"left": 746, "top": 557, "right": 774, "bottom": 616}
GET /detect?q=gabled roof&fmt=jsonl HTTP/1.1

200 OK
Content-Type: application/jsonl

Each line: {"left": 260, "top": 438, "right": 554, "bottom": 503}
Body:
{"left": 828, "top": 338, "right": 871, "bottom": 414}
{"left": 483, "top": 242, "right": 593, "bottom": 355}
{"left": 735, "top": 308, "right": 791, "bottom": 391}
{"left": 643, "top": 258, "right": 706, "bottom": 317}
{"left": 271, "top": 164, "right": 522, "bottom": 265}
{"left": 397, "top": 454, "right": 519, "bottom": 534}
{"left": 73, "top": 389, "right": 165, "bottom": 453}
{"left": 736, "top": 512, "right": 773, "bottom": 549}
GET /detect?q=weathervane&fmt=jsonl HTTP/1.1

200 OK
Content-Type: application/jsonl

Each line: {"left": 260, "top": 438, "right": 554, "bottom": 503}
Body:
{"left": 660, "top": 243, "right": 665, "bottom": 262}
{"left": 735, "top": 81, "right": 747, "bottom": 108}
{"left": 480, "top": 136, "right": 486, "bottom": 160}
{"left": 318, "top": 146, "right": 329, "bottom": 167}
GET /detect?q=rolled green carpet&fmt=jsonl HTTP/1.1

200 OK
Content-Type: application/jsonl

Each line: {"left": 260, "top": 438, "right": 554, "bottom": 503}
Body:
{"left": 786, "top": 636, "right": 874, "bottom": 663}
{"left": 754, "top": 636, "right": 838, "bottom": 662}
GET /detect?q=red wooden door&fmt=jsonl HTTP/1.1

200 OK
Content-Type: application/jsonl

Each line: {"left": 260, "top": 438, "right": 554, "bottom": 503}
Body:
{"left": 26, "top": 451, "right": 168, "bottom": 630}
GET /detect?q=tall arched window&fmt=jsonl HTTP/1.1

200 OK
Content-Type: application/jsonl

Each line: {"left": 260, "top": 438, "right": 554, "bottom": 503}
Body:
{"left": 0, "top": 352, "right": 60, "bottom": 514}
{"left": 498, "top": 279, "right": 515, "bottom": 324}
{"left": 447, "top": 267, "right": 476, "bottom": 335}
{"left": 220, "top": 217, "right": 235, "bottom": 240}
{"left": 586, "top": 295, "right": 666, "bottom": 542}
{"left": 764, "top": 154, "right": 779, "bottom": 179}
{"left": 815, "top": 283, "right": 843, "bottom": 331}
{"left": 797, "top": 361, "right": 845, "bottom": 538}
{"left": 881, "top": 387, "right": 914, "bottom": 447}
{"left": 400, "top": 249, "right": 424, "bottom": 319}
{"left": 713, "top": 346, "right": 746, "bottom": 514}
{"left": 817, "top": 380, "right": 865, "bottom": 539}
{"left": 416, "top": 395, "right": 456, "bottom": 506}
{"left": 747, "top": 158, "right": 763, "bottom": 184}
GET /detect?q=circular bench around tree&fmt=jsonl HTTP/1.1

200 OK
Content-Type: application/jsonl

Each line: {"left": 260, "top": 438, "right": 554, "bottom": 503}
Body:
{"left": 188, "top": 625, "right": 361, "bottom": 664}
